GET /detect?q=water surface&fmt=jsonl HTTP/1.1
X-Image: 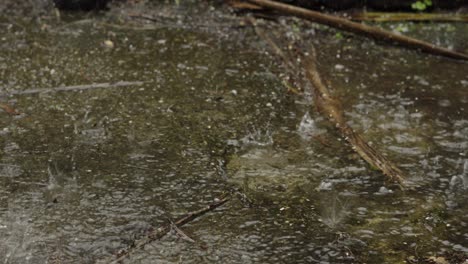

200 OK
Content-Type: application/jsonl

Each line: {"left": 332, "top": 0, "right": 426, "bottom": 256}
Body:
{"left": 0, "top": 2, "right": 467, "bottom": 263}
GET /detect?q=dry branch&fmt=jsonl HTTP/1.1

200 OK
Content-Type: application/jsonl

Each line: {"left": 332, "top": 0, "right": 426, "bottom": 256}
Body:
{"left": 251, "top": 19, "right": 405, "bottom": 186}
{"left": 227, "top": 0, "right": 263, "bottom": 10}
{"left": 349, "top": 12, "right": 468, "bottom": 23}
{"left": 244, "top": 0, "right": 468, "bottom": 61}
{"left": 98, "top": 196, "right": 230, "bottom": 264}
{"left": 305, "top": 47, "right": 405, "bottom": 186}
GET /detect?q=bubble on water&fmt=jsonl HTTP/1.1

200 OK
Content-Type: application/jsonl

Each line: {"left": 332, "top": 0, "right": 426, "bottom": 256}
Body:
{"left": 334, "top": 64, "right": 345, "bottom": 71}
{"left": 413, "top": 75, "right": 429, "bottom": 86}
{"left": 357, "top": 207, "right": 367, "bottom": 215}
{"left": 438, "top": 99, "right": 451, "bottom": 107}
{"left": 375, "top": 186, "right": 393, "bottom": 195}
{"left": 317, "top": 181, "right": 333, "bottom": 191}
{"left": 102, "top": 40, "right": 114, "bottom": 49}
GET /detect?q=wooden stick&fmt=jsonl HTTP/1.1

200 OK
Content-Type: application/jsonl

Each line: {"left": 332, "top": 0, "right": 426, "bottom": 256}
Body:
{"left": 305, "top": 46, "right": 405, "bottom": 186}
{"left": 250, "top": 19, "right": 405, "bottom": 186}
{"left": 3, "top": 81, "right": 145, "bottom": 96}
{"left": 349, "top": 12, "right": 468, "bottom": 22}
{"left": 98, "top": 196, "right": 230, "bottom": 264}
{"left": 245, "top": 0, "right": 468, "bottom": 61}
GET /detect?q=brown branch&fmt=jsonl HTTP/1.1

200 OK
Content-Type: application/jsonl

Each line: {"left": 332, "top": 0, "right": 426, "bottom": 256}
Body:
{"left": 349, "top": 12, "right": 468, "bottom": 23}
{"left": 250, "top": 18, "right": 405, "bottom": 186}
{"left": 305, "top": 46, "right": 405, "bottom": 187}
{"left": 244, "top": 0, "right": 468, "bottom": 61}
{"left": 227, "top": 0, "right": 263, "bottom": 10}
{"left": 98, "top": 196, "right": 230, "bottom": 264}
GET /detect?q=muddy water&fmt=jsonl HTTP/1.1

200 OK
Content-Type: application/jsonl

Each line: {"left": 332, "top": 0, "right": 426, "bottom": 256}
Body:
{"left": 0, "top": 2, "right": 467, "bottom": 263}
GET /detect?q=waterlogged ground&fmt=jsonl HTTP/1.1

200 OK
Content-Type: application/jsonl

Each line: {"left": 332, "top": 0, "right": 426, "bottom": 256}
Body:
{"left": 0, "top": 1, "right": 467, "bottom": 263}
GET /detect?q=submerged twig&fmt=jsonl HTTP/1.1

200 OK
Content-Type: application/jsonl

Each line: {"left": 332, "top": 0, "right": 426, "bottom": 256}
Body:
{"left": 0, "top": 103, "right": 20, "bottom": 115}
{"left": 251, "top": 20, "right": 405, "bottom": 186}
{"left": 129, "top": 14, "right": 247, "bottom": 31}
{"left": 3, "top": 81, "right": 146, "bottom": 96}
{"left": 243, "top": 0, "right": 468, "bottom": 61}
{"left": 171, "top": 222, "right": 196, "bottom": 243}
{"left": 99, "top": 196, "right": 230, "bottom": 264}
{"left": 305, "top": 46, "right": 405, "bottom": 186}
{"left": 248, "top": 17, "right": 307, "bottom": 94}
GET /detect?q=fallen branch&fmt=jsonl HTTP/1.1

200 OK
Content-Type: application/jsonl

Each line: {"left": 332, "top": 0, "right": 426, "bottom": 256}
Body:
{"left": 227, "top": 0, "right": 263, "bottom": 10}
{"left": 2, "top": 81, "right": 146, "bottom": 96}
{"left": 305, "top": 46, "right": 405, "bottom": 186}
{"left": 349, "top": 12, "right": 468, "bottom": 23}
{"left": 98, "top": 196, "right": 230, "bottom": 264}
{"left": 250, "top": 20, "right": 405, "bottom": 186}
{"left": 244, "top": 0, "right": 468, "bottom": 61}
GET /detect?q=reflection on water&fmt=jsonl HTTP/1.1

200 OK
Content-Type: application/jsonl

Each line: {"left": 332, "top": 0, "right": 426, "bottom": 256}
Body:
{"left": 0, "top": 1, "right": 467, "bottom": 263}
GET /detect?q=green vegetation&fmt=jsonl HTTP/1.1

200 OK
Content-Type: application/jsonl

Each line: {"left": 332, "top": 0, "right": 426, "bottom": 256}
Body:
{"left": 335, "top": 32, "right": 344, "bottom": 40}
{"left": 411, "top": 0, "right": 432, "bottom": 11}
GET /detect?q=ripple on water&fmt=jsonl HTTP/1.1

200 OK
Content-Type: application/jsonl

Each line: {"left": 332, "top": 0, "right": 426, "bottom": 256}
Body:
{"left": 1, "top": 1, "right": 468, "bottom": 263}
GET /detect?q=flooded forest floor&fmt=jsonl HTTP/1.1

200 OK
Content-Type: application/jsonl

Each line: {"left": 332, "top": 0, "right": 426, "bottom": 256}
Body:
{"left": 0, "top": 1, "right": 467, "bottom": 263}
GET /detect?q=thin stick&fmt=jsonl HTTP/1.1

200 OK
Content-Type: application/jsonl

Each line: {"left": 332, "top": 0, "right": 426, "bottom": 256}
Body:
{"left": 349, "top": 12, "right": 468, "bottom": 23}
{"left": 305, "top": 46, "right": 405, "bottom": 186}
{"left": 99, "top": 196, "right": 230, "bottom": 264}
{"left": 248, "top": 17, "right": 307, "bottom": 94}
{"left": 251, "top": 20, "right": 405, "bottom": 186}
{"left": 3, "top": 81, "right": 145, "bottom": 96}
{"left": 245, "top": 0, "right": 468, "bottom": 61}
